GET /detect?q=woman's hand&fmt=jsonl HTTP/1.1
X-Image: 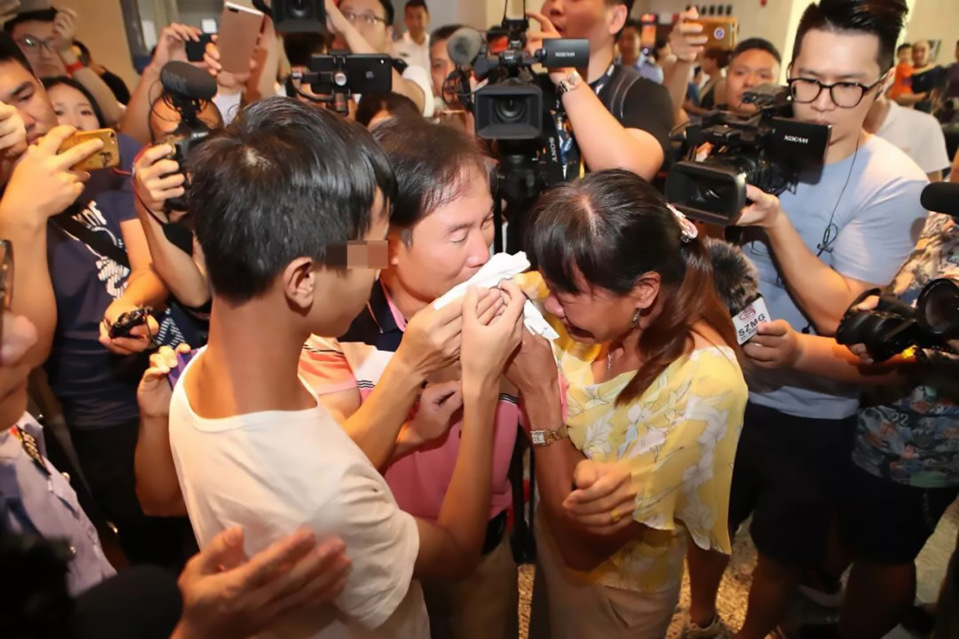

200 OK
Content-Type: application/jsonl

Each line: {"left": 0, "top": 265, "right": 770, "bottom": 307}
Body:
{"left": 562, "top": 460, "right": 637, "bottom": 535}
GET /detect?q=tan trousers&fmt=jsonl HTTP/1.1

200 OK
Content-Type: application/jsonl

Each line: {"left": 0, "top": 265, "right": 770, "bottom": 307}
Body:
{"left": 529, "top": 515, "right": 681, "bottom": 639}
{"left": 421, "top": 535, "right": 520, "bottom": 639}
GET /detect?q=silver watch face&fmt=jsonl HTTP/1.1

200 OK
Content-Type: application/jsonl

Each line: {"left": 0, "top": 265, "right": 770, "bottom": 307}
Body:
{"left": 531, "top": 431, "right": 546, "bottom": 445}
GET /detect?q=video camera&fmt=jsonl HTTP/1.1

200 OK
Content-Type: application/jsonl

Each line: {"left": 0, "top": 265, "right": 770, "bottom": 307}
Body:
{"left": 666, "top": 85, "right": 832, "bottom": 225}
{"left": 158, "top": 61, "right": 216, "bottom": 213}
{"left": 289, "top": 54, "right": 392, "bottom": 115}
{"left": 836, "top": 279, "right": 959, "bottom": 363}
{"left": 446, "top": 20, "right": 588, "bottom": 140}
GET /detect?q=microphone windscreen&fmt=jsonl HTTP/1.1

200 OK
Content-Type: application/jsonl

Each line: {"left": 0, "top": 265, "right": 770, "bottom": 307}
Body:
{"left": 68, "top": 565, "right": 182, "bottom": 639}
{"left": 160, "top": 60, "right": 218, "bottom": 101}
{"left": 920, "top": 182, "right": 959, "bottom": 219}
{"left": 705, "top": 237, "right": 761, "bottom": 317}
{"left": 447, "top": 28, "right": 485, "bottom": 68}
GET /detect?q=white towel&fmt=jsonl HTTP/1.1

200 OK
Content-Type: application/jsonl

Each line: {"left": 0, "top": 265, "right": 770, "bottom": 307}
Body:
{"left": 432, "top": 252, "right": 559, "bottom": 341}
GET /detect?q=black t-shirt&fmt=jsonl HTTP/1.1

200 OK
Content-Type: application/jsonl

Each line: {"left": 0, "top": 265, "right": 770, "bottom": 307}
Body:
{"left": 593, "top": 64, "right": 674, "bottom": 168}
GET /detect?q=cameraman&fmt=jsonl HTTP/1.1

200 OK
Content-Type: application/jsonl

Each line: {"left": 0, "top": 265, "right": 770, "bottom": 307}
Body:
{"left": 324, "top": 0, "right": 435, "bottom": 117}
{"left": 684, "top": 2, "right": 929, "bottom": 638}
{"left": 744, "top": 207, "right": 959, "bottom": 639}
{"left": 524, "top": 0, "right": 673, "bottom": 179}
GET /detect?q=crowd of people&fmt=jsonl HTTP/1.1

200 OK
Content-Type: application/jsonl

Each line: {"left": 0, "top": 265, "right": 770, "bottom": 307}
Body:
{"left": 2, "top": 0, "right": 959, "bottom": 638}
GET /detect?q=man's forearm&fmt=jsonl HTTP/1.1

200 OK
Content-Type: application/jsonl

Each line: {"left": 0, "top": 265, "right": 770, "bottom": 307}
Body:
{"left": 664, "top": 59, "right": 694, "bottom": 119}
{"left": 0, "top": 210, "right": 55, "bottom": 364}
{"left": 135, "top": 203, "right": 211, "bottom": 307}
{"left": 120, "top": 268, "right": 170, "bottom": 310}
{"left": 765, "top": 214, "right": 872, "bottom": 334}
{"left": 342, "top": 355, "right": 425, "bottom": 468}
{"left": 563, "top": 85, "right": 663, "bottom": 179}
{"left": 791, "top": 333, "right": 910, "bottom": 385}
{"left": 119, "top": 65, "right": 161, "bottom": 145}
{"left": 135, "top": 413, "right": 187, "bottom": 516}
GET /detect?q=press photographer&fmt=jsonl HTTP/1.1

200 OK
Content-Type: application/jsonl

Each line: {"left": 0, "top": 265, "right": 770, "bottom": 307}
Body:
{"left": 679, "top": 1, "right": 931, "bottom": 637}
{"left": 742, "top": 181, "right": 959, "bottom": 639}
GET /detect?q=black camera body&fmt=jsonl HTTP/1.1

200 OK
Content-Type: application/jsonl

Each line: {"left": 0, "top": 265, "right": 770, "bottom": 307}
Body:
{"left": 666, "top": 84, "right": 831, "bottom": 225}
{"left": 290, "top": 54, "right": 392, "bottom": 115}
{"left": 836, "top": 279, "right": 959, "bottom": 362}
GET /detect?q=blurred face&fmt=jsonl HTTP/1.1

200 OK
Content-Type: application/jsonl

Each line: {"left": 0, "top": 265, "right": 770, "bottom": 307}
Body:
{"left": 11, "top": 20, "right": 65, "bottom": 79}
{"left": 0, "top": 61, "right": 57, "bottom": 144}
{"left": 404, "top": 7, "right": 429, "bottom": 40}
{"left": 149, "top": 98, "right": 223, "bottom": 142}
{"left": 897, "top": 46, "right": 912, "bottom": 65}
{"left": 317, "top": 192, "right": 391, "bottom": 336}
{"left": 912, "top": 40, "right": 930, "bottom": 67}
{"left": 725, "top": 48, "right": 780, "bottom": 114}
{"left": 390, "top": 164, "right": 495, "bottom": 305}
{"left": 791, "top": 29, "right": 886, "bottom": 154}
{"left": 430, "top": 37, "right": 453, "bottom": 98}
{"left": 540, "top": 0, "right": 623, "bottom": 47}
{"left": 335, "top": 0, "right": 392, "bottom": 54}
{"left": 701, "top": 55, "right": 718, "bottom": 75}
{"left": 48, "top": 83, "right": 99, "bottom": 131}
{"left": 542, "top": 272, "right": 653, "bottom": 344}
{"left": 0, "top": 311, "right": 38, "bottom": 429}
{"left": 618, "top": 27, "right": 641, "bottom": 63}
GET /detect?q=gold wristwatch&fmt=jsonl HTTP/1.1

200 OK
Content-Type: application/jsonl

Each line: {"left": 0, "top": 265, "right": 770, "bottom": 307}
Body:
{"left": 556, "top": 70, "right": 583, "bottom": 96}
{"left": 530, "top": 424, "right": 569, "bottom": 447}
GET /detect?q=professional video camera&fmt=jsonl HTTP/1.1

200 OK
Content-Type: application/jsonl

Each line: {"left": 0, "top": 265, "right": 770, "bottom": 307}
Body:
{"left": 289, "top": 53, "right": 392, "bottom": 115}
{"left": 666, "top": 84, "right": 832, "bottom": 225}
{"left": 158, "top": 61, "right": 217, "bottom": 213}
{"left": 445, "top": 21, "right": 588, "bottom": 140}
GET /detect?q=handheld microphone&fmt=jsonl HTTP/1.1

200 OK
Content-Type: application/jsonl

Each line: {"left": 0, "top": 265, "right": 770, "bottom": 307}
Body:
{"left": 68, "top": 565, "right": 183, "bottom": 639}
{"left": 704, "top": 237, "right": 771, "bottom": 344}
{"left": 446, "top": 27, "right": 485, "bottom": 68}
{"left": 920, "top": 182, "right": 959, "bottom": 219}
{"left": 160, "top": 61, "right": 218, "bottom": 102}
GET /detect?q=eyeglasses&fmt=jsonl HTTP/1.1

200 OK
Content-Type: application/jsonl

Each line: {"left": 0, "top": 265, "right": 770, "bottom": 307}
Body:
{"left": 0, "top": 240, "right": 14, "bottom": 352}
{"left": 343, "top": 11, "right": 388, "bottom": 26}
{"left": 16, "top": 36, "right": 56, "bottom": 53}
{"left": 787, "top": 75, "right": 886, "bottom": 108}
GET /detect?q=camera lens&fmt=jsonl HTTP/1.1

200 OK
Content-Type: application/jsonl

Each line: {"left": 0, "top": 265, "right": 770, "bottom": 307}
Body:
{"left": 917, "top": 278, "right": 959, "bottom": 338}
{"left": 495, "top": 97, "right": 527, "bottom": 123}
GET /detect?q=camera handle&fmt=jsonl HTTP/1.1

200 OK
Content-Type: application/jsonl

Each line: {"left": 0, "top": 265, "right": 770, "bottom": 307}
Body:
{"left": 288, "top": 70, "right": 351, "bottom": 116}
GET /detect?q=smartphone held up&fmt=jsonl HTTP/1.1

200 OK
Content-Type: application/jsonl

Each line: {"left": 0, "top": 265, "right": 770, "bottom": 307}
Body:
{"left": 57, "top": 128, "right": 119, "bottom": 172}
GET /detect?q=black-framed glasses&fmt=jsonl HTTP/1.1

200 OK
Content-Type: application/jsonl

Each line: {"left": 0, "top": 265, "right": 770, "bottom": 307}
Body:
{"left": 787, "top": 76, "right": 886, "bottom": 108}
{"left": 16, "top": 36, "right": 56, "bottom": 52}
{"left": 0, "top": 240, "right": 14, "bottom": 350}
{"left": 343, "top": 11, "right": 388, "bottom": 26}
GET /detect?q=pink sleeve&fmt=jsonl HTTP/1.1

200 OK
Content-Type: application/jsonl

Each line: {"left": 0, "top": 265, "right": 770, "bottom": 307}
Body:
{"left": 300, "top": 335, "right": 359, "bottom": 395}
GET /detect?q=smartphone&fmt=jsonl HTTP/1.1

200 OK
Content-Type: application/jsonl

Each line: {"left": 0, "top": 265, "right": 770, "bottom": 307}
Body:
{"left": 695, "top": 17, "right": 738, "bottom": 49}
{"left": 168, "top": 349, "right": 200, "bottom": 389}
{"left": 186, "top": 33, "right": 215, "bottom": 63}
{"left": 218, "top": 2, "right": 264, "bottom": 75}
{"left": 640, "top": 13, "right": 657, "bottom": 55}
{"left": 109, "top": 308, "right": 151, "bottom": 339}
{"left": 59, "top": 128, "right": 119, "bottom": 172}
{"left": 308, "top": 54, "right": 393, "bottom": 95}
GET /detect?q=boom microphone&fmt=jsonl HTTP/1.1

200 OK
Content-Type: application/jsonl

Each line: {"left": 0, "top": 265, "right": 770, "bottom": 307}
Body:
{"left": 705, "top": 237, "right": 771, "bottom": 345}
{"left": 920, "top": 182, "right": 959, "bottom": 219}
{"left": 160, "top": 60, "right": 218, "bottom": 101}
{"left": 447, "top": 27, "right": 485, "bottom": 68}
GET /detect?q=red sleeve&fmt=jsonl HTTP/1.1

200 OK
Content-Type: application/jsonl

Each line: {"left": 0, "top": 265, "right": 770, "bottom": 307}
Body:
{"left": 300, "top": 335, "right": 359, "bottom": 395}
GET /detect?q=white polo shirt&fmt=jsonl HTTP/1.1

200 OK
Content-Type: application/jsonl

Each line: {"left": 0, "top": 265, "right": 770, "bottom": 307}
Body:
{"left": 876, "top": 100, "right": 951, "bottom": 175}
{"left": 169, "top": 350, "right": 429, "bottom": 638}
{"left": 394, "top": 31, "right": 431, "bottom": 75}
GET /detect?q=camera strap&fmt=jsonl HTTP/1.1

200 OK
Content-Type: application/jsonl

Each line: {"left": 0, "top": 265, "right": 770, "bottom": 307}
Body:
{"left": 51, "top": 205, "right": 131, "bottom": 270}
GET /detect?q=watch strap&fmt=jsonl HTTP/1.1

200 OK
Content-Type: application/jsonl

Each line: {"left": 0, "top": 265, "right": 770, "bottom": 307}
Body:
{"left": 530, "top": 424, "right": 569, "bottom": 447}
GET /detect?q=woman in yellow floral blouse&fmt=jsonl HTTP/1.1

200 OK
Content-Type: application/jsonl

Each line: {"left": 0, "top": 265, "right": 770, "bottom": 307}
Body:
{"left": 508, "top": 170, "right": 748, "bottom": 639}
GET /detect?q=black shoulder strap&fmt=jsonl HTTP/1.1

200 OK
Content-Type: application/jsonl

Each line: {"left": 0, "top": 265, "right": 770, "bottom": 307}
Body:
{"left": 606, "top": 64, "right": 643, "bottom": 122}
{"left": 51, "top": 206, "right": 130, "bottom": 269}
{"left": 391, "top": 57, "right": 409, "bottom": 75}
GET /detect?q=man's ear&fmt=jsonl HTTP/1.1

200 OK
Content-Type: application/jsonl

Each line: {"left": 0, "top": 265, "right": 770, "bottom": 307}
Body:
{"left": 282, "top": 257, "right": 318, "bottom": 312}
{"left": 608, "top": 3, "right": 628, "bottom": 37}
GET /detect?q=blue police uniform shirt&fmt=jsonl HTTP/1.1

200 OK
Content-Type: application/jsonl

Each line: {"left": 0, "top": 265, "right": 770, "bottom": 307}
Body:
{"left": 0, "top": 413, "right": 115, "bottom": 595}
{"left": 44, "top": 133, "right": 192, "bottom": 431}
{"left": 743, "top": 134, "right": 928, "bottom": 419}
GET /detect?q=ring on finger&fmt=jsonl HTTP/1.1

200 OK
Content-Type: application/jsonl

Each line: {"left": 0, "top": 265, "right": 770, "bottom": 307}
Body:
{"left": 609, "top": 507, "right": 621, "bottom": 524}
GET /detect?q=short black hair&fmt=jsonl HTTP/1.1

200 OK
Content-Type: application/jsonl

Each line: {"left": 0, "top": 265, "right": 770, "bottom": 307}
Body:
{"left": 372, "top": 118, "right": 493, "bottom": 243}
{"left": 608, "top": 0, "right": 635, "bottom": 13}
{"left": 704, "top": 46, "right": 732, "bottom": 69}
{"left": 0, "top": 30, "right": 34, "bottom": 74}
{"left": 375, "top": 0, "right": 395, "bottom": 25}
{"left": 430, "top": 24, "right": 463, "bottom": 48}
{"left": 355, "top": 92, "right": 421, "bottom": 127}
{"left": 3, "top": 9, "right": 57, "bottom": 35}
{"left": 283, "top": 32, "right": 329, "bottom": 67}
{"left": 405, "top": 0, "right": 428, "bottom": 14}
{"left": 188, "top": 97, "right": 395, "bottom": 303}
{"left": 792, "top": 0, "right": 909, "bottom": 72}
{"left": 897, "top": 42, "right": 912, "bottom": 53}
{"left": 620, "top": 18, "right": 641, "bottom": 34}
{"left": 42, "top": 76, "right": 106, "bottom": 128}
{"left": 733, "top": 37, "right": 782, "bottom": 65}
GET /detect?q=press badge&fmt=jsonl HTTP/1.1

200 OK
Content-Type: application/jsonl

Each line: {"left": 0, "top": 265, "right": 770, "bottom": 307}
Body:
{"left": 733, "top": 297, "right": 772, "bottom": 345}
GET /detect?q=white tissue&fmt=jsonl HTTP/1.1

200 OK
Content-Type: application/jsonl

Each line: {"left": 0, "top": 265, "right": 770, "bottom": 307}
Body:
{"left": 432, "top": 252, "right": 559, "bottom": 340}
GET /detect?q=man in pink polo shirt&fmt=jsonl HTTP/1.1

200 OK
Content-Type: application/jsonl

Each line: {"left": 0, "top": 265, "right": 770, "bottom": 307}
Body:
{"left": 300, "top": 118, "right": 519, "bottom": 639}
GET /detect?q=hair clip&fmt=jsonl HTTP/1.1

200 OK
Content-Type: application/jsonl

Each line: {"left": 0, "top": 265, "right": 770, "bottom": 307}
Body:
{"left": 667, "top": 204, "right": 699, "bottom": 244}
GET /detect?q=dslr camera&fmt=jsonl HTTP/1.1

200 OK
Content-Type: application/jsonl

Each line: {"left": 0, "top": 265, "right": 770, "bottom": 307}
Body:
{"left": 158, "top": 61, "right": 217, "bottom": 213}
{"left": 836, "top": 278, "right": 959, "bottom": 363}
{"left": 666, "top": 84, "right": 831, "bottom": 225}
